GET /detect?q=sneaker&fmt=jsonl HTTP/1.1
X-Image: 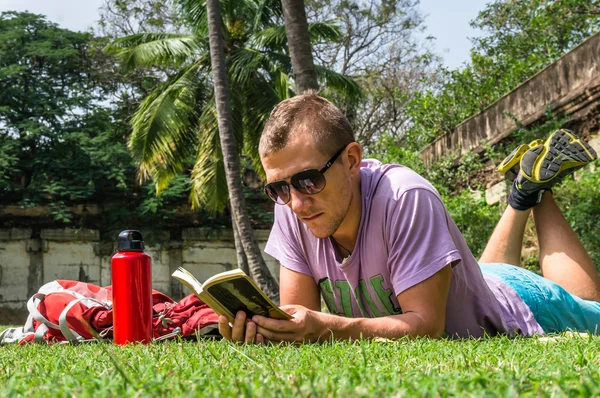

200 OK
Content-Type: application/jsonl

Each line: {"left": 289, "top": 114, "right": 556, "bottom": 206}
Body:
{"left": 514, "top": 129, "right": 597, "bottom": 195}
{"left": 496, "top": 139, "right": 545, "bottom": 181}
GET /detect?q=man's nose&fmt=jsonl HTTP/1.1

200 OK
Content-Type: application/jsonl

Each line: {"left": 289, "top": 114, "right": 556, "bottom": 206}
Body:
{"left": 288, "top": 187, "right": 311, "bottom": 213}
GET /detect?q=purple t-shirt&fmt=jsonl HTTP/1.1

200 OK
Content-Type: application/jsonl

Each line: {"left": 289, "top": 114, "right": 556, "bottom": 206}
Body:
{"left": 265, "top": 159, "right": 541, "bottom": 338}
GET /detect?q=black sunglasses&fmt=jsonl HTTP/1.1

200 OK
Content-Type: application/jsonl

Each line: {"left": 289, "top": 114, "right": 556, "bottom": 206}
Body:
{"left": 264, "top": 145, "right": 349, "bottom": 205}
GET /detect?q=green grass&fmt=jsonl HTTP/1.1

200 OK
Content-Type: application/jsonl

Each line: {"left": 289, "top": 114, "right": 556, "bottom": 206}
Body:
{"left": 1, "top": 333, "right": 600, "bottom": 397}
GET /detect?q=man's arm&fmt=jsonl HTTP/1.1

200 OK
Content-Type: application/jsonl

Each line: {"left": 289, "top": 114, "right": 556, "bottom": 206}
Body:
{"left": 253, "top": 264, "right": 452, "bottom": 342}
{"left": 279, "top": 265, "right": 321, "bottom": 310}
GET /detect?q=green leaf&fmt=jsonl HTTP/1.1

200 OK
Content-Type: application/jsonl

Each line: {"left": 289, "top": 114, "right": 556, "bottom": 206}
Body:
{"left": 104, "top": 33, "right": 206, "bottom": 70}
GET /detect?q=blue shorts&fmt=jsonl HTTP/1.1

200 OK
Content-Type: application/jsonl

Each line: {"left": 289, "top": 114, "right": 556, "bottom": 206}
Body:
{"left": 480, "top": 263, "right": 600, "bottom": 334}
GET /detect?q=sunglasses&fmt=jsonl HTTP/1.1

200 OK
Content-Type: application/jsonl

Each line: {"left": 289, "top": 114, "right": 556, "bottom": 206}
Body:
{"left": 264, "top": 145, "right": 348, "bottom": 205}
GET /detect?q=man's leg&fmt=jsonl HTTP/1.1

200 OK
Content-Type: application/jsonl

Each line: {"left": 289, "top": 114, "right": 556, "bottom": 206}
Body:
{"left": 532, "top": 192, "right": 600, "bottom": 302}
{"left": 480, "top": 193, "right": 600, "bottom": 301}
{"left": 479, "top": 206, "right": 529, "bottom": 267}
{"left": 480, "top": 136, "right": 548, "bottom": 266}
{"left": 491, "top": 129, "right": 600, "bottom": 301}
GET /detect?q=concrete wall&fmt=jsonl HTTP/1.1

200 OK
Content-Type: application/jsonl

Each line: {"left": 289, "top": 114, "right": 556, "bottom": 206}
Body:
{"left": 421, "top": 31, "right": 600, "bottom": 165}
{"left": 0, "top": 228, "right": 278, "bottom": 323}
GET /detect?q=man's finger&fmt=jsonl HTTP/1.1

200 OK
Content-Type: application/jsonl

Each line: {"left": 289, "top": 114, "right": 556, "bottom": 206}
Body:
{"left": 255, "top": 324, "right": 292, "bottom": 342}
{"left": 252, "top": 315, "right": 295, "bottom": 332}
{"left": 218, "top": 315, "right": 232, "bottom": 341}
{"left": 255, "top": 333, "right": 264, "bottom": 345}
{"left": 245, "top": 321, "right": 257, "bottom": 344}
{"left": 231, "top": 311, "right": 247, "bottom": 342}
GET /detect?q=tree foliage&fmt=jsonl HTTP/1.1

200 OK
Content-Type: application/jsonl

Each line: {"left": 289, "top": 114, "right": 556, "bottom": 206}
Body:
{"left": 306, "top": 0, "right": 438, "bottom": 146}
{"left": 0, "top": 12, "right": 130, "bottom": 215}
{"left": 404, "top": 0, "right": 600, "bottom": 150}
{"left": 0, "top": 12, "right": 196, "bottom": 236}
{"left": 105, "top": 0, "right": 361, "bottom": 214}
{"left": 98, "top": 0, "right": 183, "bottom": 37}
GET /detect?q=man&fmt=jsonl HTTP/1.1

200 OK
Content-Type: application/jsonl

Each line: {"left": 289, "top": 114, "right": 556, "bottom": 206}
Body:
{"left": 218, "top": 92, "right": 600, "bottom": 343}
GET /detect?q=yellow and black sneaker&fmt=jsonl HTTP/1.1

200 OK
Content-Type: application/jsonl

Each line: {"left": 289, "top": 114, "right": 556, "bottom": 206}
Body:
{"left": 496, "top": 139, "right": 545, "bottom": 181}
{"left": 515, "top": 129, "right": 597, "bottom": 195}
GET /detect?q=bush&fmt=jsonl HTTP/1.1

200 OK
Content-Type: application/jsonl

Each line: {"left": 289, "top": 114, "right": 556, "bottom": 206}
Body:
{"left": 441, "top": 190, "right": 502, "bottom": 259}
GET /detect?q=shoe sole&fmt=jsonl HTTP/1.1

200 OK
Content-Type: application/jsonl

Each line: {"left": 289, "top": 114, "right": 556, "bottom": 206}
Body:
{"left": 521, "top": 130, "right": 597, "bottom": 183}
{"left": 496, "top": 144, "right": 530, "bottom": 173}
{"left": 496, "top": 139, "right": 545, "bottom": 181}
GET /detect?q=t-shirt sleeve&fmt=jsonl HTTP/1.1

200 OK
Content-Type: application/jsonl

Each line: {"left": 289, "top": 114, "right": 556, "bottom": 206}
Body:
{"left": 264, "top": 205, "right": 314, "bottom": 277}
{"left": 386, "top": 188, "right": 461, "bottom": 295}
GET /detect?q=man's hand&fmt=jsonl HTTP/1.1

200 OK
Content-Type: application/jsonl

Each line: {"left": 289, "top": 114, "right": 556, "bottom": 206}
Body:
{"left": 218, "top": 306, "right": 325, "bottom": 344}
{"left": 218, "top": 311, "right": 266, "bottom": 344}
{"left": 252, "top": 305, "right": 327, "bottom": 343}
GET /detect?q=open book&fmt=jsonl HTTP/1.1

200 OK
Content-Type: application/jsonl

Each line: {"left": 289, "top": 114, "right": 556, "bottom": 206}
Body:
{"left": 171, "top": 267, "right": 292, "bottom": 323}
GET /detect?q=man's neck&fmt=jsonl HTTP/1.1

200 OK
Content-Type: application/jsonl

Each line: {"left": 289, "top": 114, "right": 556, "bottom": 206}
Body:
{"left": 331, "top": 180, "right": 362, "bottom": 253}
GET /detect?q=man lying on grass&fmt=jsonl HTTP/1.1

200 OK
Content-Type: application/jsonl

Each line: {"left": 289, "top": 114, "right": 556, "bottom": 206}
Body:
{"left": 219, "top": 92, "right": 600, "bottom": 343}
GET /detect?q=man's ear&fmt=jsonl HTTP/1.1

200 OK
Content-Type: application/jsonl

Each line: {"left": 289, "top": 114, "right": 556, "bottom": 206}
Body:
{"left": 346, "top": 142, "right": 363, "bottom": 176}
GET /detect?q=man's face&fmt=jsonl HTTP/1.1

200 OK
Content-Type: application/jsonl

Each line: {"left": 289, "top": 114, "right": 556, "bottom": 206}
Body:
{"left": 261, "top": 133, "right": 353, "bottom": 239}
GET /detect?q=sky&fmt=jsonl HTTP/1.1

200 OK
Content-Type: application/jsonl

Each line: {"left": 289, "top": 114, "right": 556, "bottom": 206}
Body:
{"left": 0, "top": 0, "right": 489, "bottom": 69}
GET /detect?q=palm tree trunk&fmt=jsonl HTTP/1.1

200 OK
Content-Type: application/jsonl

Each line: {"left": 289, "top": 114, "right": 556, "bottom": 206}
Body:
{"left": 232, "top": 216, "right": 250, "bottom": 275}
{"left": 281, "top": 0, "right": 319, "bottom": 93}
{"left": 206, "top": 0, "right": 280, "bottom": 302}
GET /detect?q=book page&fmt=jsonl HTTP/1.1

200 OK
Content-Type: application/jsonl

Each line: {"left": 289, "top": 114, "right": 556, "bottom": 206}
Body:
{"left": 205, "top": 277, "right": 291, "bottom": 320}
{"left": 172, "top": 267, "right": 204, "bottom": 295}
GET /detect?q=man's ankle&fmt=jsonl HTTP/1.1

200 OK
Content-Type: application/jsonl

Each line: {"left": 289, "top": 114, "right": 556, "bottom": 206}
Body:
{"left": 508, "top": 181, "right": 550, "bottom": 211}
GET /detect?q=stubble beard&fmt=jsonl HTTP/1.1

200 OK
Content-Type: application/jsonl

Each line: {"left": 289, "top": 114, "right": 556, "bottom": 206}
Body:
{"left": 309, "top": 186, "right": 354, "bottom": 239}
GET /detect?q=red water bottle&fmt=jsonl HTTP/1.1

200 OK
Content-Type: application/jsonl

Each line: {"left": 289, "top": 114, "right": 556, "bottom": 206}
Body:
{"left": 111, "top": 230, "right": 153, "bottom": 345}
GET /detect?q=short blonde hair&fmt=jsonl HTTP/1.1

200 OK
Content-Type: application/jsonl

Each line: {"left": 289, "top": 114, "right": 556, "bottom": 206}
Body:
{"left": 259, "top": 91, "right": 355, "bottom": 157}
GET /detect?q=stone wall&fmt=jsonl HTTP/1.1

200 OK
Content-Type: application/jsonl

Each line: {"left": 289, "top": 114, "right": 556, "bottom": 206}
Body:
{"left": 0, "top": 228, "right": 278, "bottom": 324}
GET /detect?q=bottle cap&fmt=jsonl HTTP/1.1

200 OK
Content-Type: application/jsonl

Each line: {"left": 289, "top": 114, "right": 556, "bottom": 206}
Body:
{"left": 117, "top": 230, "right": 145, "bottom": 252}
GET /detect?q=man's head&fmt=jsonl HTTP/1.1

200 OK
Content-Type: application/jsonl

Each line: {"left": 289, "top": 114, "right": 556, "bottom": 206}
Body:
{"left": 259, "top": 91, "right": 362, "bottom": 239}
{"left": 259, "top": 90, "right": 355, "bottom": 159}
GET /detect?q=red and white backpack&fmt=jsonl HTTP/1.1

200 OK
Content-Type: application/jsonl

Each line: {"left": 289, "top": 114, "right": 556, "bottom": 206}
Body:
{"left": 0, "top": 280, "right": 219, "bottom": 345}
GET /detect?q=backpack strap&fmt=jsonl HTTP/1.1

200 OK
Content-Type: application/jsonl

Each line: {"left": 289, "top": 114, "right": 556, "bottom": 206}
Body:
{"left": 27, "top": 293, "right": 60, "bottom": 330}
{"left": 58, "top": 297, "right": 109, "bottom": 342}
{"left": 34, "top": 324, "right": 49, "bottom": 343}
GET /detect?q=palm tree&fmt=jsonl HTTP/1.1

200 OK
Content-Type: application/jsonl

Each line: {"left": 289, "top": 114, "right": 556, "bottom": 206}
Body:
{"left": 105, "top": 0, "right": 359, "bottom": 212}
{"left": 105, "top": 0, "right": 361, "bottom": 296}
{"left": 281, "top": 0, "right": 318, "bottom": 93}
{"left": 205, "top": 0, "right": 280, "bottom": 300}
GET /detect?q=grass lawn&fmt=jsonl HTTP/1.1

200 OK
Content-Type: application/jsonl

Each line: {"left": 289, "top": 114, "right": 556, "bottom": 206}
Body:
{"left": 1, "top": 327, "right": 599, "bottom": 397}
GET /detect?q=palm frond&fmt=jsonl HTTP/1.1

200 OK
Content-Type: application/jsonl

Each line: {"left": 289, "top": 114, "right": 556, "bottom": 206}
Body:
{"left": 251, "top": 0, "right": 283, "bottom": 32}
{"left": 105, "top": 33, "right": 205, "bottom": 70}
{"left": 315, "top": 65, "right": 364, "bottom": 103}
{"left": 129, "top": 61, "right": 207, "bottom": 188}
{"left": 228, "top": 47, "right": 276, "bottom": 84}
{"left": 248, "top": 26, "right": 287, "bottom": 50}
{"left": 190, "top": 149, "right": 229, "bottom": 213}
{"left": 249, "top": 21, "right": 341, "bottom": 50}
{"left": 187, "top": 92, "right": 245, "bottom": 213}
{"left": 174, "top": 0, "right": 209, "bottom": 36}
{"left": 308, "top": 21, "right": 343, "bottom": 43}
{"left": 242, "top": 73, "right": 281, "bottom": 178}
{"left": 273, "top": 69, "right": 290, "bottom": 100}
{"left": 189, "top": 97, "right": 225, "bottom": 212}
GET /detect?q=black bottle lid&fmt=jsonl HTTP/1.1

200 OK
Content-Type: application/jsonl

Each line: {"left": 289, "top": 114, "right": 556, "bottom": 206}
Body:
{"left": 117, "top": 230, "right": 145, "bottom": 252}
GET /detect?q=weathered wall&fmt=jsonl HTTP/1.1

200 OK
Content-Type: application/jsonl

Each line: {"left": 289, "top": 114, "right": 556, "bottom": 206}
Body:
{"left": 421, "top": 30, "right": 600, "bottom": 165}
{"left": 0, "top": 228, "right": 278, "bottom": 324}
